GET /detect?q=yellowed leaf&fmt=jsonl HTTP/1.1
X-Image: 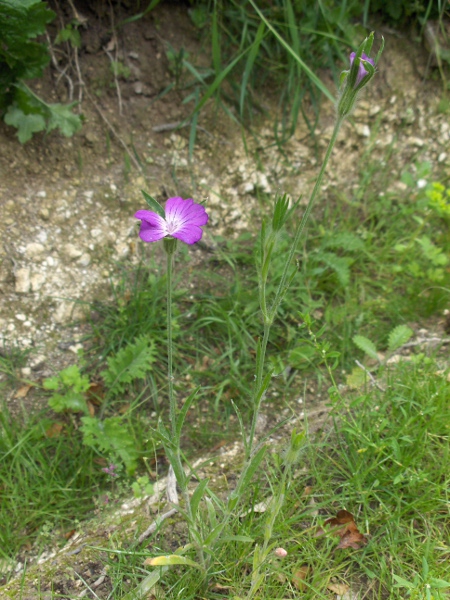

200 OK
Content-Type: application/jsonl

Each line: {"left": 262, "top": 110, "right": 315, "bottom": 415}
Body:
{"left": 327, "top": 582, "right": 350, "bottom": 595}
{"left": 292, "top": 565, "right": 311, "bottom": 591}
{"left": 14, "top": 384, "right": 32, "bottom": 398}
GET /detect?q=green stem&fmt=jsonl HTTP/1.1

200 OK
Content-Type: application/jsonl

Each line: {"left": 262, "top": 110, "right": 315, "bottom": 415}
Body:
{"left": 166, "top": 250, "right": 176, "bottom": 440}
{"left": 247, "top": 322, "right": 270, "bottom": 458}
{"left": 269, "top": 116, "right": 344, "bottom": 321}
{"left": 246, "top": 116, "right": 344, "bottom": 458}
{"left": 165, "top": 247, "right": 206, "bottom": 571}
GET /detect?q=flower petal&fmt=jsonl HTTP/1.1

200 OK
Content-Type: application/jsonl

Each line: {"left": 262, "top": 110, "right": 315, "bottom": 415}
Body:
{"left": 165, "top": 197, "right": 208, "bottom": 227}
{"left": 172, "top": 224, "right": 204, "bottom": 245}
{"left": 135, "top": 210, "right": 167, "bottom": 243}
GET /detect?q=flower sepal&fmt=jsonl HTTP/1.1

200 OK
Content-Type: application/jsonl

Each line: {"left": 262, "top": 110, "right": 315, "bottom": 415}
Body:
{"left": 336, "top": 32, "right": 384, "bottom": 120}
{"left": 163, "top": 236, "right": 178, "bottom": 255}
{"left": 141, "top": 189, "right": 165, "bottom": 218}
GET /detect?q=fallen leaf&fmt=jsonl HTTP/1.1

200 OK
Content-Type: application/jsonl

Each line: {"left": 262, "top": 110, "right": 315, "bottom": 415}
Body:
{"left": 86, "top": 382, "right": 104, "bottom": 405}
{"left": 63, "top": 529, "right": 76, "bottom": 540}
{"left": 337, "top": 521, "right": 367, "bottom": 550}
{"left": 292, "top": 565, "right": 311, "bottom": 591}
{"left": 14, "top": 384, "right": 32, "bottom": 398}
{"left": 324, "top": 509, "right": 354, "bottom": 528}
{"left": 45, "top": 422, "right": 64, "bottom": 438}
{"left": 327, "top": 582, "right": 350, "bottom": 595}
{"left": 317, "top": 509, "right": 367, "bottom": 549}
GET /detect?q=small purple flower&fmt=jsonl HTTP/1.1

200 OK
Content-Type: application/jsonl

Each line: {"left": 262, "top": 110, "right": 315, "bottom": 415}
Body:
{"left": 349, "top": 52, "right": 374, "bottom": 87}
{"left": 135, "top": 197, "right": 208, "bottom": 245}
{"left": 102, "top": 463, "right": 118, "bottom": 478}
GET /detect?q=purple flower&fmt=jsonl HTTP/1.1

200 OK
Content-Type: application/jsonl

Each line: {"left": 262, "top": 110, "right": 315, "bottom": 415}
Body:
{"left": 102, "top": 463, "right": 118, "bottom": 478}
{"left": 135, "top": 197, "right": 208, "bottom": 245}
{"left": 349, "top": 52, "right": 374, "bottom": 87}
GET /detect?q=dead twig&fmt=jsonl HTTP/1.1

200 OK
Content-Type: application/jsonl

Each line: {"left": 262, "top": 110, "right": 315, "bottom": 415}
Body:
{"left": 355, "top": 360, "right": 386, "bottom": 392}
{"left": 45, "top": 32, "right": 75, "bottom": 101}
{"left": 138, "top": 508, "right": 179, "bottom": 544}
{"left": 84, "top": 88, "right": 145, "bottom": 177}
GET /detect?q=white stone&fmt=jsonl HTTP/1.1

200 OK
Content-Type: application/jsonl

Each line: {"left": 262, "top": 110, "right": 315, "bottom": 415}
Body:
{"left": 114, "top": 243, "right": 129, "bottom": 259}
{"left": 355, "top": 124, "right": 370, "bottom": 137}
{"left": 37, "top": 190, "right": 47, "bottom": 198}
{"left": 438, "top": 152, "right": 447, "bottom": 163}
{"left": 30, "top": 273, "right": 46, "bottom": 291}
{"left": 15, "top": 314, "right": 26, "bottom": 321}
{"left": 408, "top": 136, "right": 425, "bottom": 147}
{"left": 54, "top": 302, "right": 74, "bottom": 323}
{"left": 77, "top": 253, "right": 91, "bottom": 267}
{"left": 15, "top": 268, "right": 31, "bottom": 293}
{"left": 417, "top": 179, "right": 427, "bottom": 189}
{"left": 91, "top": 228, "right": 102, "bottom": 238}
{"left": 30, "top": 354, "right": 46, "bottom": 369}
{"left": 63, "top": 243, "right": 83, "bottom": 259}
{"left": 25, "top": 243, "right": 45, "bottom": 259}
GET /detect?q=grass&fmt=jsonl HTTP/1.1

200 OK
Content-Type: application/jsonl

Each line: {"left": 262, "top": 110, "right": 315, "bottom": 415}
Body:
{"left": 2, "top": 147, "right": 450, "bottom": 579}
{"left": 1, "top": 152, "right": 449, "bottom": 594}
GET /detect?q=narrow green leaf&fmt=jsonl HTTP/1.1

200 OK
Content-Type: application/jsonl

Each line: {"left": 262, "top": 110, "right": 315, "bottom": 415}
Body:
{"left": 240, "top": 21, "right": 265, "bottom": 118}
{"left": 353, "top": 335, "right": 379, "bottom": 361}
{"left": 211, "top": 5, "right": 221, "bottom": 76}
{"left": 120, "top": 568, "right": 166, "bottom": 600}
{"left": 247, "top": 0, "right": 334, "bottom": 104}
{"left": 229, "top": 446, "right": 267, "bottom": 509}
{"left": 190, "top": 478, "right": 209, "bottom": 519}
{"left": 141, "top": 190, "right": 165, "bottom": 218}
{"left": 392, "top": 574, "right": 415, "bottom": 589}
{"left": 176, "top": 387, "right": 200, "bottom": 442}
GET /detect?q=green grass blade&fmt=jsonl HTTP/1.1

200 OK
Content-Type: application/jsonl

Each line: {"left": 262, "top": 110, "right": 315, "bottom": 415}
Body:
{"left": 247, "top": 0, "right": 335, "bottom": 104}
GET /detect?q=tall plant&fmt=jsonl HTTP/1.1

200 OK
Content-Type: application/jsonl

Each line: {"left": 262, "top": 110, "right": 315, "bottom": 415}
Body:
{"left": 130, "top": 32, "right": 383, "bottom": 596}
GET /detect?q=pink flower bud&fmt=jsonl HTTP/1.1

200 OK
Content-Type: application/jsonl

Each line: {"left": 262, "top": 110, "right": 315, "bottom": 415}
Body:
{"left": 274, "top": 547, "right": 288, "bottom": 558}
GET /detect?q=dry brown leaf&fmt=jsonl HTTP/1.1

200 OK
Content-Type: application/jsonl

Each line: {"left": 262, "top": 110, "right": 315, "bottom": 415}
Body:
{"left": 62, "top": 529, "right": 76, "bottom": 540}
{"left": 45, "top": 422, "right": 64, "bottom": 438}
{"left": 87, "top": 400, "right": 96, "bottom": 417}
{"left": 86, "top": 382, "right": 104, "bottom": 405}
{"left": 292, "top": 564, "right": 311, "bottom": 591}
{"left": 316, "top": 509, "right": 367, "bottom": 549}
{"left": 327, "top": 582, "right": 350, "bottom": 595}
{"left": 14, "top": 384, "right": 32, "bottom": 398}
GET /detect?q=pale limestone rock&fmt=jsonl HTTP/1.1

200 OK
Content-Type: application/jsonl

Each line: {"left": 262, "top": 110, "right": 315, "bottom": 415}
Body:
{"left": 30, "top": 273, "right": 46, "bottom": 291}
{"left": 15, "top": 268, "right": 31, "bottom": 293}
{"left": 25, "top": 243, "right": 45, "bottom": 259}
{"left": 63, "top": 243, "right": 83, "bottom": 260}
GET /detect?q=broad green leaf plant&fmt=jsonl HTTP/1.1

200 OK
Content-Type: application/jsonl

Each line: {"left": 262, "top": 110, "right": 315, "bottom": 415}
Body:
{"left": 0, "top": 0, "right": 82, "bottom": 142}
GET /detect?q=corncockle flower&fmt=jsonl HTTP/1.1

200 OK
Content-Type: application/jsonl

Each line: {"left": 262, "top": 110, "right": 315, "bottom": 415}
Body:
{"left": 349, "top": 52, "right": 374, "bottom": 87}
{"left": 274, "top": 547, "right": 288, "bottom": 558}
{"left": 135, "top": 197, "right": 208, "bottom": 245}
